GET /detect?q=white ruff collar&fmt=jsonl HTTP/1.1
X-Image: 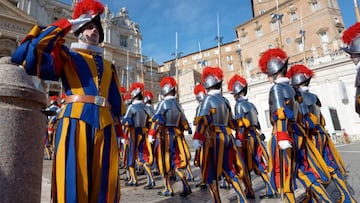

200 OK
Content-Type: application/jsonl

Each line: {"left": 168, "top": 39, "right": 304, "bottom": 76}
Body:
{"left": 208, "top": 89, "right": 221, "bottom": 95}
{"left": 70, "top": 42, "right": 103, "bottom": 55}
{"left": 274, "top": 77, "right": 289, "bottom": 84}
{"left": 164, "top": 95, "right": 176, "bottom": 100}
{"left": 298, "top": 86, "right": 309, "bottom": 92}
{"left": 132, "top": 100, "right": 143, "bottom": 104}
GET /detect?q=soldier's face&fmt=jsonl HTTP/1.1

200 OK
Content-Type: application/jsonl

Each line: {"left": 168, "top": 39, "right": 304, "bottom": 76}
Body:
{"left": 350, "top": 54, "right": 360, "bottom": 65}
{"left": 81, "top": 22, "right": 100, "bottom": 45}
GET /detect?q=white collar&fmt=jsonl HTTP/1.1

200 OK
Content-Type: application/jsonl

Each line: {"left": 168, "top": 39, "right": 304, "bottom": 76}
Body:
{"left": 164, "top": 95, "right": 176, "bottom": 100}
{"left": 237, "top": 95, "right": 248, "bottom": 101}
{"left": 70, "top": 42, "right": 103, "bottom": 55}
{"left": 207, "top": 89, "right": 221, "bottom": 95}
{"left": 298, "top": 86, "right": 309, "bottom": 92}
{"left": 132, "top": 100, "right": 143, "bottom": 104}
{"left": 274, "top": 77, "right": 289, "bottom": 84}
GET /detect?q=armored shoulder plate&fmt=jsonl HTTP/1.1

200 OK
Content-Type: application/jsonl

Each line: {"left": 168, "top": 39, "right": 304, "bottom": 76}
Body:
{"left": 235, "top": 100, "right": 259, "bottom": 127}
{"left": 301, "top": 91, "right": 321, "bottom": 124}
{"left": 123, "top": 102, "right": 148, "bottom": 127}
{"left": 199, "top": 94, "right": 229, "bottom": 126}
{"left": 269, "top": 83, "right": 298, "bottom": 119}
{"left": 144, "top": 104, "right": 155, "bottom": 118}
{"left": 154, "top": 98, "right": 181, "bottom": 127}
{"left": 356, "top": 68, "right": 360, "bottom": 88}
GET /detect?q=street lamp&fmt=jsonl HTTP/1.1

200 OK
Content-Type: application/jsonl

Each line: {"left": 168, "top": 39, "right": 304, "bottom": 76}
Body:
{"left": 272, "top": 0, "right": 283, "bottom": 48}
{"left": 215, "top": 13, "right": 223, "bottom": 67}
{"left": 236, "top": 48, "right": 243, "bottom": 75}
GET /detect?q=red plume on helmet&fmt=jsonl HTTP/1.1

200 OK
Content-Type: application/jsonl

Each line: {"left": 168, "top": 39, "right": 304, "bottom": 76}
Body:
{"left": 73, "top": 0, "right": 104, "bottom": 19}
{"left": 50, "top": 95, "right": 58, "bottom": 104}
{"left": 144, "top": 90, "right": 154, "bottom": 99}
{"left": 259, "top": 48, "right": 287, "bottom": 73}
{"left": 160, "top": 76, "right": 177, "bottom": 88}
{"left": 123, "top": 93, "right": 131, "bottom": 100}
{"left": 60, "top": 93, "right": 66, "bottom": 104}
{"left": 202, "top": 66, "right": 223, "bottom": 83}
{"left": 120, "top": 86, "right": 127, "bottom": 94}
{"left": 227, "top": 74, "right": 247, "bottom": 92}
{"left": 194, "top": 84, "right": 206, "bottom": 96}
{"left": 130, "top": 82, "right": 144, "bottom": 93}
{"left": 342, "top": 22, "right": 360, "bottom": 45}
{"left": 286, "top": 64, "right": 314, "bottom": 79}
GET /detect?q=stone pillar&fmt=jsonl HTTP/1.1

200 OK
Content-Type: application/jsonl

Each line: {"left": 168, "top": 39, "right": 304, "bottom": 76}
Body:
{"left": 0, "top": 56, "right": 47, "bottom": 202}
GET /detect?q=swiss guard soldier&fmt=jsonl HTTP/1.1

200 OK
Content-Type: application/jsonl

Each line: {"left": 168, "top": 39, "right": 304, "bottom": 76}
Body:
{"left": 193, "top": 83, "right": 207, "bottom": 189}
{"left": 11, "top": 0, "right": 126, "bottom": 201}
{"left": 342, "top": 22, "right": 360, "bottom": 116}
{"left": 227, "top": 74, "right": 276, "bottom": 199}
{"left": 259, "top": 48, "right": 333, "bottom": 203}
{"left": 147, "top": 76, "right": 192, "bottom": 197}
{"left": 143, "top": 90, "right": 159, "bottom": 175}
{"left": 287, "top": 64, "right": 357, "bottom": 203}
{"left": 122, "top": 82, "right": 155, "bottom": 189}
{"left": 193, "top": 67, "right": 247, "bottom": 203}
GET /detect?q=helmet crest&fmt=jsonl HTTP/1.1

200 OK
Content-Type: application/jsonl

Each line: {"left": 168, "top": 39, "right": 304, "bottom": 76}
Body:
{"left": 259, "top": 48, "right": 287, "bottom": 74}
{"left": 286, "top": 64, "right": 314, "bottom": 79}
{"left": 73, "top": 0, "right": 104, "bottom": 19}
{"left": 202, "top": 66, "right": 223, "bottom": 89}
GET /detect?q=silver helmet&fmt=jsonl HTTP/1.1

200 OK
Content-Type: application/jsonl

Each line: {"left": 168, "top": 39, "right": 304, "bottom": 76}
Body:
{"left": 342, "top": 36, "right": 360, "bottom": 54}
{"left": 129, "top": 82, "right": 144, "bottom": 99}
{"left": 228, "top": 74, "right": 247, "bottom": 96}
{"left": 286, "top": 64, "right": 314, "bottom": 87}
{"left": 202, "top": 66, "right": 223, "bottom": 89}
{"left": 160, "top": 76, "right": 177, "bottom": 96}
{"left": 266, "top": 57, "right": 289, "bottom": 76}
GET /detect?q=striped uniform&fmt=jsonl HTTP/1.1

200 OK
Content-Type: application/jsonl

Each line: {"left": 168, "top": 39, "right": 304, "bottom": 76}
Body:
{"left": 12, "top": 19, "right": 126, "bottom": 203}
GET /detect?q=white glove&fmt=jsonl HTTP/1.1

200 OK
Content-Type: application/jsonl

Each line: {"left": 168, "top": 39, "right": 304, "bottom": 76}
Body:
{"left": 148, "top": 136, "right": 155, "bottom": 144}
{"left": 235, "top": 139, "right": 242, "bottom": 147}
{"left": 68, "top": 14, "right": 92, "bottom": 33}
{"left": 121, "top": 138, "right": 126, "bottom": 145}
{"left": 278, "top": 140, "right": 292, "bottom": 150}
{"left": 193, "top": 140, "right": 203, "bottom": 151}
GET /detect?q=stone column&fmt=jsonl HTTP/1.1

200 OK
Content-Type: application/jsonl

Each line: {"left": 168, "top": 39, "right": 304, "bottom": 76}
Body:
{"left": 0, "top": 56, "right": 47, "bottom": 202}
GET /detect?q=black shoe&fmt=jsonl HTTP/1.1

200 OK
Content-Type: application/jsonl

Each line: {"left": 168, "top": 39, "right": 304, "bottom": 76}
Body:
{"left": 136, "top": 170, "right": 144, "bottom": 175}
{"left": 125, "top": 181, "right": 137, "bottom": 186}
{"left": 179, "top": 188, "right": 192, "bottom": 197}
{"left": 195, "top": 183, "right": 207, "bottom": 189}
{"left": 158, "top": 191, "right": 174, "bottom": 196}
{"left": 246, "top": 194, "right": 255, "bottom": 199}
{"left": 144, "top": 182, "right": 156, "bottom": 190}
{"left": 259, "top": 193, "right": 276, "bottom": 199}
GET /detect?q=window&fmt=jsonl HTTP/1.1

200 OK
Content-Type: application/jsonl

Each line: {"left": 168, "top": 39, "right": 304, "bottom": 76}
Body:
{"left": 297, "top": 39, "right": 304, "bottom": 52}
{"left": 271, "top": 21, "right": 278, "bottom": 31}
{"left": 204, "top": 51, "right": 210, "bottom": 57}
{"left": 120, "top": 35, "right": 128, "bottom": 47}
{"left": 319, "top": 31, "right": 329, "bottom": 43}
{"left": 246, "top": 61, "right": 253, "bottom": 72}
{"left": 225, "top": 46, "right": 232, "bottom": 52}
{"left": 311, "top": 1, "right": 320, "bottom": 12}
{"left": 256, "top": 29, "right": 263, "bottom": 38}
{"left": 228, "top": 63, "right": 234, "bottom": 71}
{"left": 259, "top": 10, "right": 266, "bottom": 15}
{"left": 290, "top": 12, "right": 297, "bottom": 22}
{"left": 241, "top": 35, "right": 248, "bottom": 44}
{"left": 226, "top": 55, "right": 233, "bottom": 62}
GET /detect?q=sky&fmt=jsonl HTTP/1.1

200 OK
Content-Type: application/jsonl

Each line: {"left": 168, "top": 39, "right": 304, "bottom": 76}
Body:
{"left": 64, "top": 0, "right": 357, "bottom": 65}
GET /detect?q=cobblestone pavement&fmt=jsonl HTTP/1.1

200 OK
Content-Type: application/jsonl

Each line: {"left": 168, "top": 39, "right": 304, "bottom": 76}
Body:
{"left": 41, "top": 142, "right": 360, "bottom": 203}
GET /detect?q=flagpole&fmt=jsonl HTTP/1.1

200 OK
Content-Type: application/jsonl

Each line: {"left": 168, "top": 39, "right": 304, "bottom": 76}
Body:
{"left": 300, "top": 6, "right": 306, "bottom": 65}
{"left": 355, "top": 0, "right": 360, "bottom": 22}
{"left": 276, "top": 0, "right": 282, "bottom": 48}
{"left": 217, "top": 13, "right": 222, "bottom": 67}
